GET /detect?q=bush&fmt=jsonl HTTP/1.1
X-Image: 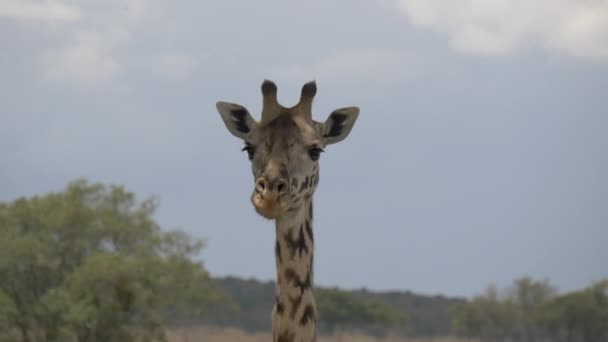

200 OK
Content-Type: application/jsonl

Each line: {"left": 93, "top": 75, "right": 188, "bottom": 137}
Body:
{"left": 0, "top": 180, "right": 229, "bottom": 342}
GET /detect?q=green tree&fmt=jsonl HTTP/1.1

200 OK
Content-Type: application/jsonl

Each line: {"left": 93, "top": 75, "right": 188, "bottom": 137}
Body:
{"left": 316, "top": 287, "right": 407, "bottom": 334}
{"left": 507, "top": 277, "right": 556, "bottom": 341}
{"left": 451, "top": 285, "right": 518, "bottom": 342}
{"left": 451, "top": 298, "right": 483, "bottom": 340}
{"left": 538, "top": 279, "right": 608, "bottom": 342}
{"left": 0, "top": 179, "right": 229, "bottom": 342}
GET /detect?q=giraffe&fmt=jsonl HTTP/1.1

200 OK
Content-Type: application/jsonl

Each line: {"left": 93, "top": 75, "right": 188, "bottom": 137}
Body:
{"left": 216, "top": 80, "right": 359, "bottom": 342}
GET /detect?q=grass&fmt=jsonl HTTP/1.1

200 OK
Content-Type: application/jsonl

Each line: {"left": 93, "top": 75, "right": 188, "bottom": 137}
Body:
{"left": 166, "top": 326, "right": 472, "bottom": 342}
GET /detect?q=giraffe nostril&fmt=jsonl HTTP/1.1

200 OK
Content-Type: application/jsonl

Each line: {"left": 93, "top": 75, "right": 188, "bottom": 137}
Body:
{"left": 276, "top": 179, "right": 288, "bottom": 195}
{"left": 255, "top": 178, "right": 268, "bottom": 194}
{"left": 256, "top": 177, "right": 287, "bottom": 196}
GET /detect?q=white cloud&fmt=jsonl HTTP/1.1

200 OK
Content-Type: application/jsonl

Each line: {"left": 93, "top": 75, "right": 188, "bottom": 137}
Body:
{"left": 123, "top": 0, "right": 146, "bottom": 25}
{"left": 270, "top": 48, "right": 410, "bottom": 84}
{"left": 34, "top": 1, "right": 194, "bottom": 84}
{"left": 0, "top": 0, "right": 81, "bottom": 22}
{"left": 38, "top": 1, "right": 150, "bottom": 84}
{"left": 41, "top": 29, "right": 126, "bottom": 83}
{"left": 396, "top": 0, "right": 608, "bottom": 61}
{"left": 147, "top": 53, "right": 198, "bottom": 80}
{"left": 1, "top": 0, "right": 160, "bottom": 85}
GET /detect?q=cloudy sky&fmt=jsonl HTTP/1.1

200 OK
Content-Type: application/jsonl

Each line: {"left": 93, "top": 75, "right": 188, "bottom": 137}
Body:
{"left": 1, "top": 0, "right": 607, "bottom": 297}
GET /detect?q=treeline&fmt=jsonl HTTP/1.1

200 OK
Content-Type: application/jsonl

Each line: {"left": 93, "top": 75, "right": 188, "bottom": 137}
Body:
{"left": 452, "top": 277, "right": 608, "bottom": 342}
{"left": 199, "top": 276, "right": 461, "bottom": 336}
{"left": 1, "top": 180, "right": 606, "bottom": 341}
{"left": 0, "top": 180, "right": 412, "bottom": 341}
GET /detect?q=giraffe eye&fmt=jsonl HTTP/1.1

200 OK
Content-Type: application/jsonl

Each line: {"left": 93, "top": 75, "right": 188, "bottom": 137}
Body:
{"left": 308, "top": 147, "right": 324, "bottom": 161}
{"left": 241, "top": 144, "right": 256, "bottom": 160}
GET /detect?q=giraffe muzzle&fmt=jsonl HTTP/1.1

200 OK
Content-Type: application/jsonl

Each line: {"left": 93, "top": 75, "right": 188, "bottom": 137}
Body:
{"left": 251, "top": 177, "right": 289, "bottom": 219}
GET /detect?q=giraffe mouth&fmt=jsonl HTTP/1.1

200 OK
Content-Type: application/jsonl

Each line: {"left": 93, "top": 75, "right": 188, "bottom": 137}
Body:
{"left": 251, "top": 191, "right": 287, "bottom": 219}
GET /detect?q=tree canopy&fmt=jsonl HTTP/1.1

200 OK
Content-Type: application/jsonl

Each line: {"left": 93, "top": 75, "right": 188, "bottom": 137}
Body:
{"left": 452, "top": 277, "right": 608, "bottom": 342}
{"left": 537, "top": 280, "right": 608, "bottom": 342}
{"left": 0, "top": 180, "right": 229, "bottom": 342}
{"left": 316, "top": 287, "right": 408, "bottom": 334}
{"left": 2, "top": 179, "right": 604, "bottom": 341}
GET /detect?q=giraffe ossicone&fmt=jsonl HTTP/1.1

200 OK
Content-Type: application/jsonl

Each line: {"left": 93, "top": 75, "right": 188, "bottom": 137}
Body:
{"left": 217, "top": 80, "right": 359, "bottom": 342}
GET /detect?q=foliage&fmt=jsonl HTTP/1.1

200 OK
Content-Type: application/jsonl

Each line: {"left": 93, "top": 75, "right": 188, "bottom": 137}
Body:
{"left": 508, "top": 276, "right": 557, "bottom": 340}
{"left": 537, "top": 280, "right": 608, "bottom": 342}
{"left": 451, "top": 284, "right": 518, "bottom": 340}
{"left": 4, "top": 179, "right": 605, "bottom": 341}
{"left": 0, "top": 179, "right": 230, "bottom": 342}
{"left": 202, "top": 277, "right": 444, "bottom": 336}
{"left": 452, "top": 277, "right": 608, "bottom": 342}
{"left": 316, "top": 287, "right": 408, "bottom": 333}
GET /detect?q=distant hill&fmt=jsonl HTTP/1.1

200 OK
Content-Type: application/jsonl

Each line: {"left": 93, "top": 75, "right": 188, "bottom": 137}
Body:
{"left": 194, "top": 276, "right": 465, "bottom": 337}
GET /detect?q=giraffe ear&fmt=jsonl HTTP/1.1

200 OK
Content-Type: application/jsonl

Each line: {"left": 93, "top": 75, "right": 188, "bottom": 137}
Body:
{"left": 216, "top": 102, "right": 258, "bottom": 140}
{"left": 320, "top": 107, "right": 359, "bottom": 145}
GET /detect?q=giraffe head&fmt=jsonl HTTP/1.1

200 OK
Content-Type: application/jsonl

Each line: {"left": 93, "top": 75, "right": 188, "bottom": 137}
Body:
{"left": 217, "top": 80, "right": 359, "bottom": 219}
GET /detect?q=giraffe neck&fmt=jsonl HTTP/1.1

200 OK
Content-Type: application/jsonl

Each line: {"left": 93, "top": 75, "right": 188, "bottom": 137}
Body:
{"left": 272, "top": 198, "right": 316, "bottom": 342}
